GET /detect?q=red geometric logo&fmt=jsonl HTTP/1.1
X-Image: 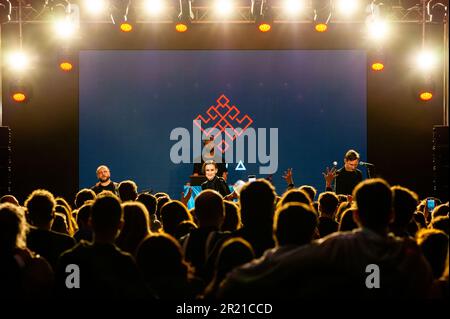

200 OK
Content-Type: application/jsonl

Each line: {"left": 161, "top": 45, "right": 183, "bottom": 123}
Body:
{"left": 194, "top": 94, "right": 254, "bottom": 153}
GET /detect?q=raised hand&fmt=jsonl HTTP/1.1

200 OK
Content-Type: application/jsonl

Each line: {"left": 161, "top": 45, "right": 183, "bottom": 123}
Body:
{"left": 181, "top": 184, "right": 193, "bottom": 207}
{"left": 322, "top": 167, "right": 337, "bottom": 188}
{"left": 282, "top": 168, "right": 294, "bottom": 186}
{"left": 224, "top": 191, "right": 238, "bottom": 201}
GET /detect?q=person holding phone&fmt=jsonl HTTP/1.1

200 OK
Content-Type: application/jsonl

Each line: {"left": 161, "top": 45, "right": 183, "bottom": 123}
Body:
{"left": 201, "top": 160, "right": 236, "bottom": 199}
{"left": 427, "top": 198, "right": 436, "bottom": 212}
{"left": 424, "top": 197, "right": 439, "bottom": 223}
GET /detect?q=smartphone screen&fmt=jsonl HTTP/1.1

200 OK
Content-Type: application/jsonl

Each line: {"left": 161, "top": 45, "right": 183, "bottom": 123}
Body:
{"left": 427, "top": 199, "right": 436, "bottom": 211}
{"left": 248, "top": 175, "right": 256, "bottom": 182}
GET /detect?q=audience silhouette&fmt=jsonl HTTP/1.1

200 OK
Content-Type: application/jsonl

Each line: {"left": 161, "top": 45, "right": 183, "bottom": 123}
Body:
{"left": 0, "top": 169, "right": 447, "bottom": 301}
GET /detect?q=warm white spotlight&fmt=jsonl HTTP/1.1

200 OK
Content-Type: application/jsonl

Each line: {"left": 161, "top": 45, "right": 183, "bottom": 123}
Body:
{"left": 54, "top": 18, "right": 77, "bottom": 38}
{"left": 416, "top": 50, "right": 437, "bottom": 71}
{"left": 144, "top": 0, "right": 166, "bottom": 16}
{"left": 7, "top": 51, "right": 29, "bottom": 71}
{"left": 84, "top": 0, "right": 107, "bottom": 15}
{"left": 336, "top": 0, "right": 359, "bottom": 16}
{"left": 367, "top": 19, "right": 389, "bottom": 41}
{"left": 214, "top": 0, "right": 234, "bottom": 17}
{"left": 283, "top": 0, "right": 304, "bottom": 16}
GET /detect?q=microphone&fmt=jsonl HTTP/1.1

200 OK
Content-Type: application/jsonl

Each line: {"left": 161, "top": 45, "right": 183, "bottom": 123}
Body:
{"left": 359, "top": 161, "right": 374, "bottom": 166}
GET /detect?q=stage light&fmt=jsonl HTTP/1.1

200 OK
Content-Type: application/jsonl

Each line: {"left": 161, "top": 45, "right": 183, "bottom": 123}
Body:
{"left": 120, "top": 22, "right": 133, "bottom": 32}
{"left": 57, "top": 50, "right": 76, "bottom": 72}
{"left": 59, "top": 61, "right": 73, "bottom": 72}
{"left": 257, "top": 19, "right": 272, "bottom": 32}
{"left": 365, "top": 2, "right": 389, "bottom": 41}
{"left": 7, "top": 51, "right": 29, "bottom": 72}
{"left": 370, "top": 50, "right": 386, "bottom": 71}
{"left": 0, "top": 0, "right": 12, "bottom": 24}
{"left": 428, "top": 0, "right": 448, "bottom": 23}
{"left": 9, "top": 80, "right": 31, "bottom": 104}
{"left": 176, "top": 0, "right": 194, "bottom": 32}
{"left": 84, "top": 0, "right": 107, "bottom": 15}
{"left": 257, "top": 20, "right": 272, "bottom": 32}
{"left": 313, "top": 0, "right": 332, "bottom": 32}
{"left": 252, "top": 0, "right": 273, "bottom": 32}
{"left": 419, "top": 91, "right": 433, "bottom": 101}
{"left": 259, "top": 23, "right": 271, "bottom": 32}
{"left": 367, "top": 19, "right": 388, "bottom": 40}
{"left": 315, "top": 23, "right": 327, "bottom": 32}
{"left": 214, "top": 0, "right": 234, "bottom": 17}
{"left": 414, "top": 75, "right": 435, "bottom": 102}
{"left": 59, "top": 55, "right": 74, "bottom": 72}
{"left": 54, "top": 18, "right": 77, "bottom": 38}
{"left": 371, "top": 62, "right": 384, "bottom": 71}
{"left": 12, "top": 93, "right": 26, "bottom": 103}
{"left": 336, "top": 0, "right": 359, "bottom": 17}
{"left": 282, "top": 0, "right": 305, "bottom": 16}
{"left": 110, "top": 0, "right": 134, "bottom": 31}
{"left": 175, "top": 22, "right": 188, "bottom": 32}
{"left": 416, "top": 50, "right": 438, "bottom": 71}
{"left": 144, "top": 0, "right": 166, "bottom": 16}
{"left": 50, "top": 1, "right": 80, "bottom": 39}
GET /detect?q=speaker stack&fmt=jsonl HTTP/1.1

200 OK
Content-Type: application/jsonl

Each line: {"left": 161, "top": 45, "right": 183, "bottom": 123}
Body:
{"left": 0, "top": 126, "right": 12, "bottom": 197}
{"left": 432, "top": 125, "right": 449, "bottom": 202}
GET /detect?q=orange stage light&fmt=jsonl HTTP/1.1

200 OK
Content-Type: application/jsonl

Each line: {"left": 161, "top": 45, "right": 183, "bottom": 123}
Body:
{"left": 175, "top": 23, "right": 188, "bottom": 32}
{"left": 120, "top": 23, "right": 133, "bottom": 32}
{"left": 315, "top": 23, "right": 328, "bottom": 32}
{"left": 60, "top": 62, "right": 73, "bottom": 72}
{"left": 371, "top": 62, "right": 384, "bottom": 71}
{"left": 258, "top": 23, "right": 271, "bottom": 32}
{"left": 419, "top": 91, "right": 433, "bottom": 101}
{"left": 12, "top": 92, "right": 27, "bottom": 103}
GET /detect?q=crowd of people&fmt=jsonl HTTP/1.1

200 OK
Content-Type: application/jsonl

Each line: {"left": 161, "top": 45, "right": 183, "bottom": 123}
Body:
{"left": 0, "top": 162, "right": 448, "bottom": 300}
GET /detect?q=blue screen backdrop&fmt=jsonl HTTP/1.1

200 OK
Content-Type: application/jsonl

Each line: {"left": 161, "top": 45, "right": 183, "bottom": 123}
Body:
{"left": 79, "top": 50, "right": 367, "bottom": 199}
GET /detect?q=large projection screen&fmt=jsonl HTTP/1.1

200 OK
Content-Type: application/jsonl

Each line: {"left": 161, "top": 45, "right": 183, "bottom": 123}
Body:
{"left": 79, "top": 50, "right": 367, "bottom": 197}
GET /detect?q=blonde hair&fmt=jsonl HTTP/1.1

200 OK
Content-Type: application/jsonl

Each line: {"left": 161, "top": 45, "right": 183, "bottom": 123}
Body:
{"left": 0, "top": 203, "right": 29, "bottom": 250}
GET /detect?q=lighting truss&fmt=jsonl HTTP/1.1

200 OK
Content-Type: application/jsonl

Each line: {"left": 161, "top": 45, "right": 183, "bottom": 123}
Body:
{"left": 5, "top": 0, "right": 447, "bottom": 24}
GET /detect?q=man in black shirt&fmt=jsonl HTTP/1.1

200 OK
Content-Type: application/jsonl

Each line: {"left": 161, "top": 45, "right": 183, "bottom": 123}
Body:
{"left": 335, "top": 149, "right": 363, "bottom": 195}
{"left": 91, "top": 165, "right": 118, "bottom": 195}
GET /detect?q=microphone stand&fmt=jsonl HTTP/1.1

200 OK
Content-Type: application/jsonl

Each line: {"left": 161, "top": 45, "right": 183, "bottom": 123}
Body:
{"left": 367, "top": 165, "right": 372, "bottom": 179}
{"left": 360, "top": 162, "right": 375, "bottom": 179}
{"left": 363, "top": 164, "right": 375, "bottom": 179}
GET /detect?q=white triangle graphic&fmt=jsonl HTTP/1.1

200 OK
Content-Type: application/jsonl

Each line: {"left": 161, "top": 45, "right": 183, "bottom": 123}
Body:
{"left": 235, "top": 160, "right": 246, "bottom": 171}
